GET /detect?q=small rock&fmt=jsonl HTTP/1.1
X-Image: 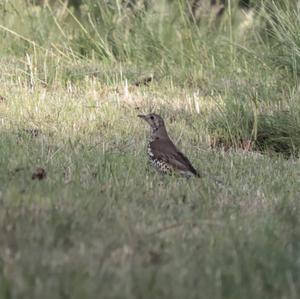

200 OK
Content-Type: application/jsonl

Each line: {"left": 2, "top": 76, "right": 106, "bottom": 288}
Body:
{"left": 32, "top": 168, "right": 47, "bottom": 180}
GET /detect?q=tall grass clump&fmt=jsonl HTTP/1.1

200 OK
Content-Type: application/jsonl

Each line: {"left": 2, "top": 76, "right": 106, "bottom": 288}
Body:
{"left": 209, "top": 98, "right": 300, "bottom": 157}
{"left": 255, "top": 109, "right": 300, "bottom": 157}
{"left": 207, "top": 0, "right": 300, "bottom": 157}
{"left": 261, "top": 0, "right": 300, "bottom": 77}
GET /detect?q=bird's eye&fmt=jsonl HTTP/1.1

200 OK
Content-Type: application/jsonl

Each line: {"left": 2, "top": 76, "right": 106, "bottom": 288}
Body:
{"left": 150, "top": 116, "right": 154, "bottom": 120}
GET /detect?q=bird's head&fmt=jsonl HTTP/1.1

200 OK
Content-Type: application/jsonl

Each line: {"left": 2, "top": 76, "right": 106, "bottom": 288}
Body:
{"left": 138, "top": 113, "right": 165, "bottom": 133}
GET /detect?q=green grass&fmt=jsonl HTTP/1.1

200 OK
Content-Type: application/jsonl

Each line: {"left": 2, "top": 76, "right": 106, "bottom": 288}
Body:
{"left": 1, "top": 0, "right": 300, "bottom": 298}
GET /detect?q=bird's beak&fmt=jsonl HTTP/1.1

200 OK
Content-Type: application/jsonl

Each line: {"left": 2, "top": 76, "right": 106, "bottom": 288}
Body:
{"left": 137, "top": 114, "right": 146, "bottom": 119}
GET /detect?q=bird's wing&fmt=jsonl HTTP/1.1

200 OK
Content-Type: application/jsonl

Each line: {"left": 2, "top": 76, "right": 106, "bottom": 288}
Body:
{"left": 174, "top": 151, "right": 200, "bottom": 176}
{"left": 150, "top": 139, "right": 200, "bottom": 176}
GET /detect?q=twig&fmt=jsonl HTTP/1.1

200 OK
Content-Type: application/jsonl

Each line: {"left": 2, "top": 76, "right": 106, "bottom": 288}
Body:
{"left": 148, "top": 219, "right": 223, "bottom": 236}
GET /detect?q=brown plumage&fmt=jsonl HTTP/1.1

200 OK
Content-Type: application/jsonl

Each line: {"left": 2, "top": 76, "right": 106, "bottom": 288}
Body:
{"left": 138, "top": 113, "right": 201, "bottom": 177}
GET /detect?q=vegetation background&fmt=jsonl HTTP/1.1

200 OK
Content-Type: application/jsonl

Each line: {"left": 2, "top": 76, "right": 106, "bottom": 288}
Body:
{"left": 0, "top": 0, "right": 299, "bottom": 298}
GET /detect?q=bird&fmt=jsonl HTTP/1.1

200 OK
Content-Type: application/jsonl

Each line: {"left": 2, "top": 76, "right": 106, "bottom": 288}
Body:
{"left": 138, "top": 113, "right": 201, "bottom": 178}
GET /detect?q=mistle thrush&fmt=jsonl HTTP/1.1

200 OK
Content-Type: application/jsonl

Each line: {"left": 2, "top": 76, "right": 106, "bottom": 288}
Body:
{"left": 138, "top": 113, "right": 201, "bottom": 178}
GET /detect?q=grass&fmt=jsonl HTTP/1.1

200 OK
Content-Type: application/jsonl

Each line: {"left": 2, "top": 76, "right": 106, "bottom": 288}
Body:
{"left": 0, "top": 0, "right": 300, "bottom": 298}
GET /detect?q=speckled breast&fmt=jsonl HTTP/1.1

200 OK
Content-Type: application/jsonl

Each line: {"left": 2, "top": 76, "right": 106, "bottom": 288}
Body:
{"left": 147, "top": 143, "right": 172, "bottom": 173}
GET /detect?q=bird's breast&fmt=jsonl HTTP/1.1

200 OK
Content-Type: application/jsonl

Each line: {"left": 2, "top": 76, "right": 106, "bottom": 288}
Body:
{"left": 147, "top": 142, "right": 173, "bottom": 173}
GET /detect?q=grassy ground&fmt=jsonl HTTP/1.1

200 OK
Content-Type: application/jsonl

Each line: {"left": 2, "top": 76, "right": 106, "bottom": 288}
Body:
{"left": 1, "top": 1, "right": 300, "bottom": 298}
